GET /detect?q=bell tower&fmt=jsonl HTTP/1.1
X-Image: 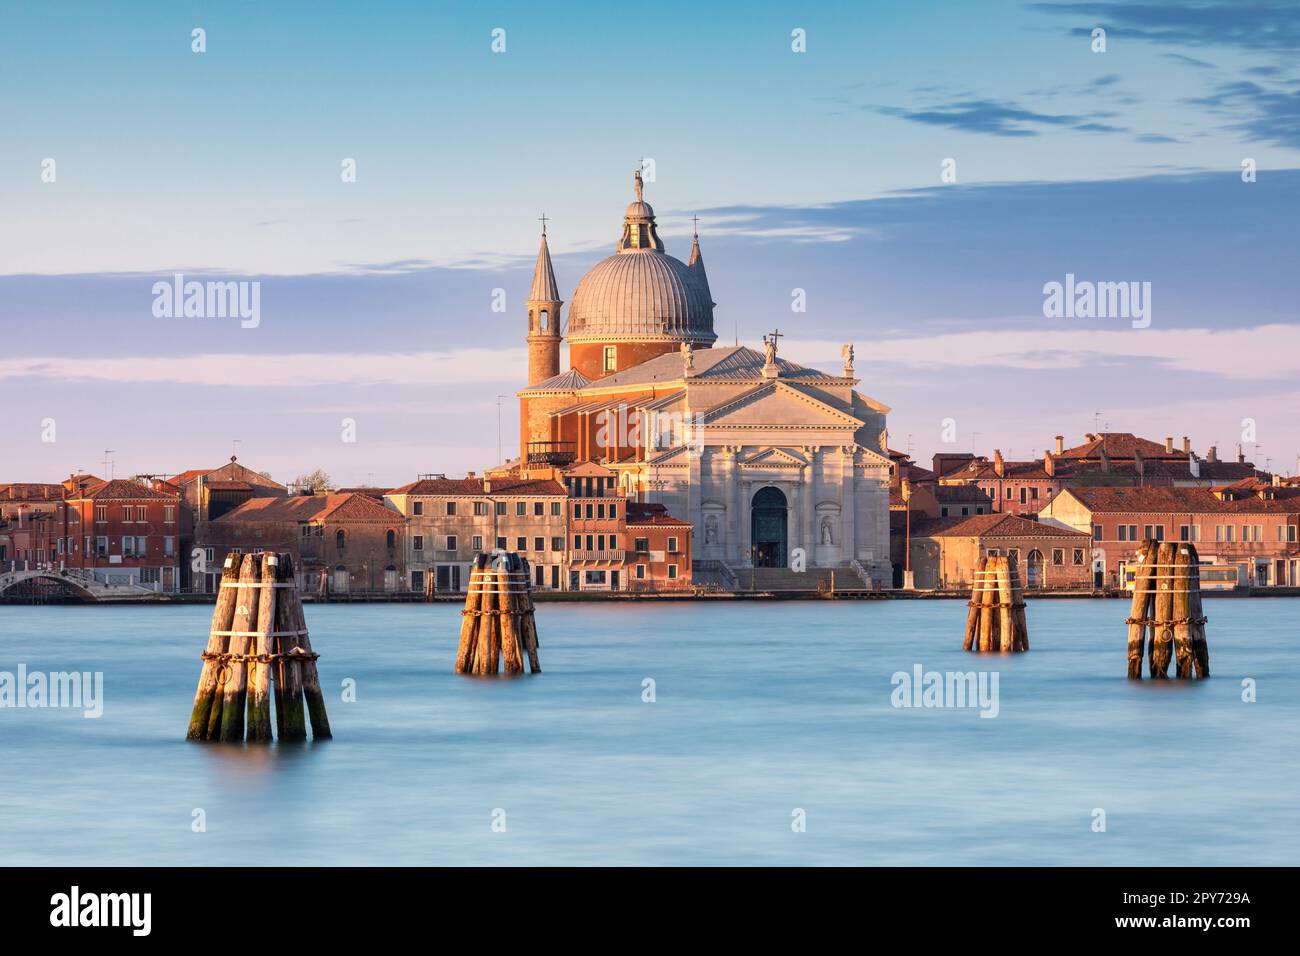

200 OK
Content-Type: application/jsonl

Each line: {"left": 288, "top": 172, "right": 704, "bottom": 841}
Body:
{"left": 526, "top": 217, "right": 563, "bottom": 386}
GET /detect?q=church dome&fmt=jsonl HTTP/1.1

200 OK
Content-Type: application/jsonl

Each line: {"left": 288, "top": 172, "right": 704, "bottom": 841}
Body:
{"left": 566, "top": 171, "right": 716, "bottom": 346}
{"left": 568, "top": 250, "right": 714, "bottom": 343}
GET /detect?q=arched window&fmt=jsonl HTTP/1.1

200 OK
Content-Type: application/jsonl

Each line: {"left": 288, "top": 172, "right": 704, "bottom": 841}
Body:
{"left": 539, "top": 309, "right": 549, "bottom": 332}
{"left": 386, "top": 529, "right": 396, "bottom": 549}
{"left": 335, "top": 530, "right": 346, "bottom": 551}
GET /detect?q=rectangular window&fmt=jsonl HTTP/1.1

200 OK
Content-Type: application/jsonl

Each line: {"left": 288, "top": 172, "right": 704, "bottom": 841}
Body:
{"left": 597, "top": 503, "right": 605, "bottom": 519}
{"left": 1288, "top": 525, "right": 1298, "bottom": 543}
{"left": 550, "top": 502, "right": 561, "bottom": 516}
{"left": 636, "top": 564, "right": 646, "bottom": 580}
{"left": 667, "top": 564, "right": 678, "bottom": 580}
{"left": 1030, "top": 487, "right": 1039, "bottom": 501}
{"left": 573, "top": 535, "right": 581, "bottom": 549}
{"left": 164, "top": 506, "right": 175, "bottom": 522}
{"left": 667, "top": 537, "right": 679, "bottom": 554}
{"left": 1093, "top": 524, "right": 1103, "bottom": 541}
{"left": 95, "top": 506, "right": 107, "bottom": 522}
{"left": 1006, "top": 488, "right": 1013, "bottom": 499}
{"left": 496, "top": 502, "right": 507, "bottom": 516}
{"left": 573, "top": 504, "right": 581, "bottom": 518}
{"left": 164, "top": 536, "right": 175, "bottom": 557}
{"left": 446, "top": 535, "right": 457, "bottom": 551}
{"left": 609, "top": 534, "right": 618, "bottom": 550}
{"left": 516, "top": 536, "right": 526, "bottom": 551}
{"left": 603, "top": 346, "right": 617, "bottom": 372}
{"left": 446, "top": 501, "right": 456, "bottom": 516}
{"left": 413, "top": 535, "right": 424, "bottom": 552}
{"left": 585, "top": 504, "right": 593, "bottom": 519}
{"left": 472, "top": 535, "right": 483, "bottom": 551}
{"left": 474, "top": 501, "right": 488, "bottom": 516}
{"left": 535, "top": 564, "right": 544, "bottom": 586}
{"left": 123, "top": 537, "right": 135, "bottom": 556}
{"left": 551, "top": 537, "right": 563, "bottom": 551}
{"left": 597, "top": 534, "right": 606, "bottom": 551}
{"left": 534, "top": 502, "right": 543, "bottom": 516}
{"left": 413, "top": 501, "right": 424, "bottom": 516}
{"left": 534, "top": 537, "right": 544, "bottom": 551}
{"left": 635, "top": 537, "right": 649, "bottom": 552}
{"left": 1019, "top": 488, "right": 1027, "bottom": 504}
{"left": 585, "top": 535, "right": 594, "bottom": 551}
{"left": 1052, "top": 548, "right": 1065, "bottom": 565}
{"left": 496, "top": 536, "right": 507, "bottom": 550}
{"left": 122, "top": 506, "right": 132, "bottom": 521}
{"left": 1072, "top": 548, "right": 1084, "bottom": 566}
{"left": 516, "top": 502, "right": 526, "bottom": 516}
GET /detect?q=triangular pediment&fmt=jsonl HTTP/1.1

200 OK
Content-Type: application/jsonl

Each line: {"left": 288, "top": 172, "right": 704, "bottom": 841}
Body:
{"left": 739, "top": 447, "right": 808, "bottom": 468}
{"left": 699, "top": 381, "right": 865, "bottom": 428}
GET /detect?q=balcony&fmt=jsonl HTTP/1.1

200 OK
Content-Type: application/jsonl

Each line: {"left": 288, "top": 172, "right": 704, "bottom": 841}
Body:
{"left": 527, "top": 441, "right": 576, "bottom": 466}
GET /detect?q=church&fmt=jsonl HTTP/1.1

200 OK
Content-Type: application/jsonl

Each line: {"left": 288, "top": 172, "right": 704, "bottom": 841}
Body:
{"left": 510, "top": 170, "right": 894, "bottom": 584}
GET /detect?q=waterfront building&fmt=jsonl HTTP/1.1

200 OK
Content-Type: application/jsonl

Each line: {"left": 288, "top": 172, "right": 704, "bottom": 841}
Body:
{"left": 63, "top": 477, "right": 183, "bottom": 591}
{"left": 203, "top": 490, "right": 405, "bottom": 593}
{"left": 514, "top": 171, "right": 893, "bottom": 584}
{"left": 1040, "top": 481, "right": 1300, "bottom": 587}
{"left": 384, "top": 475, "right": 567, "bottom": 593}
{"left": 906, "top": 512, "right": 1093, "bottom": 590}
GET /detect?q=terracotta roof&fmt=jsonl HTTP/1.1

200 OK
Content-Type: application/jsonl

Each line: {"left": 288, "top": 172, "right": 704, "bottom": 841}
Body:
{"left": 933, "top": 484, "right": 993, "bottom": 503}
{"left": 171, "top": 468, "right": 214, "bottom": 485}
{"left": 1057, "top": 432, "right": 1187, "bottom": 461}
{"left": 915, "top": 513, "right": 1090, "bottom": 539}
{"left": 387, "top": 477, "right": 566, "bottom": 497}
{"left": 944, "top": 458, "right": 1053, "bottom": 481}
{"left": 519, "top": 367, "right": 591, "bottom": 394}
{"left": 75, "top": 479, "right": 178, "bottom": 501}
{"left": 317, "top": 493, "right": 399, "bottom": 522}
{"left": 1062, "top": 485, "right": 1300, "bottom": 515}
{"left": 214, "top": 491, "right": 398, "bottom": 524}
{"left": 205, "top": 480, "right": 252, "bottom": 491}
{"left": 625, "top": 502, "right": 692, "bottom": 526}
{"left": 0, "top": 483, "right": 65, "bottom": 501}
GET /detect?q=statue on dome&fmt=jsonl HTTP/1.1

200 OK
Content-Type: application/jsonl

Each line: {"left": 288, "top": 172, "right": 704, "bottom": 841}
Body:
{"left": 634, "top": 168, "right": 644, "bottom": 203}
{"left": 681, "top": 340, "right": 694, "bottom": 371}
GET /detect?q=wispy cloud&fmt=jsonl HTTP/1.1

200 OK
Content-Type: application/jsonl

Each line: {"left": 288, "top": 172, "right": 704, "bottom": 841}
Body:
{"left": 0, "top": 348, "right": 527, "bottom": 387}
{"left": 787, "top": 324, "right": 1300, "bottom": 381}
{"left": 873, "top": 99, "right": 1093, "bottom": 137}
{"left": 1032, "top": 2, "right": 1300, "bottom": 52}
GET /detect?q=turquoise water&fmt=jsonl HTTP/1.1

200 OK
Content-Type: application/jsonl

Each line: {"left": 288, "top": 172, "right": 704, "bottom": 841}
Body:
{"left": 0, "top": 599, "right": 1296, "bottom": 865}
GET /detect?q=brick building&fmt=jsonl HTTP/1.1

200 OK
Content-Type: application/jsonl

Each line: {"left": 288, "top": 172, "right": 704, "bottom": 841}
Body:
{"left": 202, "top": 491, "right": 405, "bottom": 593}
{"left": 1040, "top": 482, "right": 1300, "bottom": 587}
{"left": 624, "top": 502, "right": 693, "bottom": 591}
{"left": 64, "top": 478, "right": 184, "bottom": 591}
{"left": 384, "top": 474, "right": 568, "bottom": 593}
{"left": 907, "top": 512, "right": 1093, "bottom": 590}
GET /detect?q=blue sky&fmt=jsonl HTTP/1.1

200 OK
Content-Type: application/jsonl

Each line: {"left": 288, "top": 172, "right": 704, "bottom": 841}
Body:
{"left": 2, "top": 0, "right": 1299, "bottom": 484}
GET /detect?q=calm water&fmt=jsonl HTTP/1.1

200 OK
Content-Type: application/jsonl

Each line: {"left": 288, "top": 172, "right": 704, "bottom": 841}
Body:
{"left": 1, "top": 598, "right": 1296, "bottom": 866}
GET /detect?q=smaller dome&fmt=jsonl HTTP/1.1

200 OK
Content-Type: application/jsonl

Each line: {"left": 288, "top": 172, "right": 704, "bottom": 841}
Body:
{"left": 625, "top": 201, "right": 655, "bottom": 220}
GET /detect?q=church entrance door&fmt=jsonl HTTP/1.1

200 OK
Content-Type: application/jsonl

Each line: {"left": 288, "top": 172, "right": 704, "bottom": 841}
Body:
{"left": 751, "top": 487, "right": 788, "bottom": 568}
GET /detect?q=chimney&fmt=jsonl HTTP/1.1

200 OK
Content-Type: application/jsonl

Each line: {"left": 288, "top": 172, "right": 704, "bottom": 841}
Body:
{"left": 993, "top": 449, "right": 1005, "bottom": 477}
{"left": 1182, "top": 436, "right": 1190, "bottom": 454}
{"left": 1164, "top": 437, "right": 1174, "bottom": 454}
{"left": 1100, "top": 448, "right": 1111, "bottom": 473}
{"left": 1134, "top": 448, "right": 1144, "bottom": 477}
{"left": 1237, "top": 443, "right": 1246, "bottom": 464}
{"left": 483, "top": 478, "right": 492, "bottom": 493}
{"left": 1055, "top": 435, "right": 1064, "bottom": 455}
{"left": 1273, "top": 473, "right": 1282, "bottom": 487}
{"left": 1189, "top": 454, "right": 1201, "bottom": 479}
{"left": 1085, "top": 432, "right": 1096, "bottom": 442}
{"left": 466, "top": 471, "right": 475, "bottom": 478}
{"left": 1207, "top": 445, "right": 1218, "bottom": 463}
{"left": 1044, "top": 451, "right": 1055, "bottom": 476}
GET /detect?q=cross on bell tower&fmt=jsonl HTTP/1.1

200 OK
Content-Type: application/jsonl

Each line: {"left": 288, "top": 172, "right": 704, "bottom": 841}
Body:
{"left": 526, "top": 214, "right": 563, "bottom": 386}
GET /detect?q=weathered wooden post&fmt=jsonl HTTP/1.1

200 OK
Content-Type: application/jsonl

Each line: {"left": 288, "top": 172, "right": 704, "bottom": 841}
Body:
{"left": 1126, "top": 538, "right": 1209, "bottom": 679}
{"left": 186, "top": 550, "right": 331, "bottom": 741}
{"left": 455, "top": 551, "right": 541, "bottom": 676}
{"left": 219, "top": 553, "right": 259, "bottom": 742}
{"left": 186, "top": 555, "right": 240, "bottom": 740}
{"left": 965, "top": 554, "right": 1028, "bottom": 652}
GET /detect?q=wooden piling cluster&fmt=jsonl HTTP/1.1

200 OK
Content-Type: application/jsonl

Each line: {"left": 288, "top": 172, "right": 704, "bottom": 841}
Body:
{"left": 455, "top": 552, "right": 541, "bottom": 675}
{"left": 1125, "top": 539, "right": 1210, "bottom": 679}
{"left": 186, "top": 551, "right": 332, "bottom": 742}
{"left": 963, "top": 553, "right": 1029, "bottom": 652}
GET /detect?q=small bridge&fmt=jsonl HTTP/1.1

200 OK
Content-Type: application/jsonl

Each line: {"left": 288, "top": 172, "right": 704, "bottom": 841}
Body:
{"left": 0, "top": 569, "right": 162, "bottom": 603}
